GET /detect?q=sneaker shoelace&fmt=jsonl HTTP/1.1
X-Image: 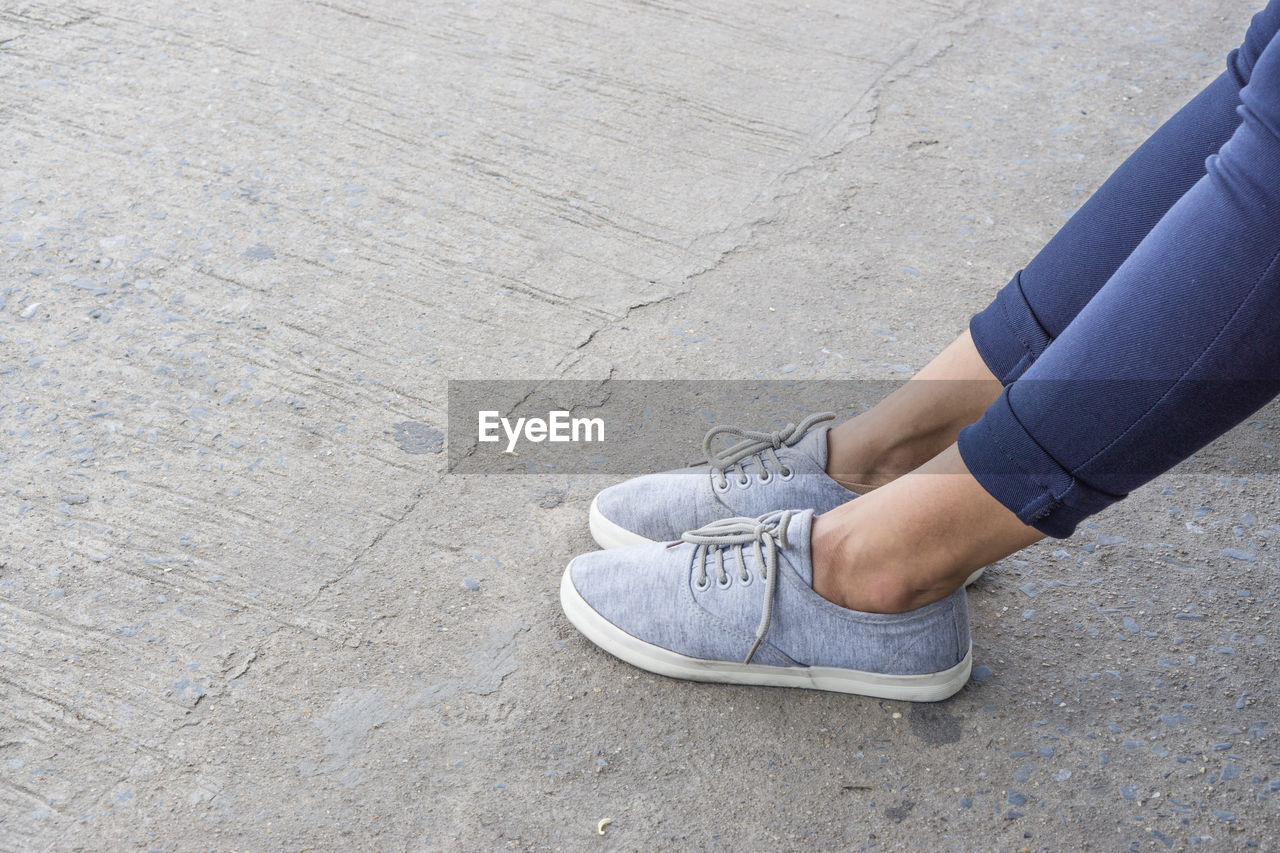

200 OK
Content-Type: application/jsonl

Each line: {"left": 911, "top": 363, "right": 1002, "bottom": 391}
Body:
{"left": 702, "top": 412, "right": 835, "bottom": 489}
{"left": 680, "top": 510, "right": 794, "bottom": 664}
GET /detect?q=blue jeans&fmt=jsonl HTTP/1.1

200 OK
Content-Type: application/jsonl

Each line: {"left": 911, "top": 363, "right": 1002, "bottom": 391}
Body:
{"left": 959, "top": 1, "right": 1280, "bottom": 537}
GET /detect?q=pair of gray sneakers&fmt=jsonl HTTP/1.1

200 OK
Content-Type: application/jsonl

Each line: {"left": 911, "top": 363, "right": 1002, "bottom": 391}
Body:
{"left": 559, "top": 414, "right": 975, "bottom": 702}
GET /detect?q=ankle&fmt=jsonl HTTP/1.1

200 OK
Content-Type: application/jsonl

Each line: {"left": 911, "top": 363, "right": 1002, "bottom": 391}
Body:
{"left": 826, "top": 427, "right": 944, "bottom": 491}
{"left": 810, "top": 513, "right": 925, "bottom": 613}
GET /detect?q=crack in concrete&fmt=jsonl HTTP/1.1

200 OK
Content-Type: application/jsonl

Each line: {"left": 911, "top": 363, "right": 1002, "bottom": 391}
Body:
{"left": 555, "top": 1, "right": 984, "bottom": 368}
{"left": 303, "top": 487, "right": 427, "bottom": 615}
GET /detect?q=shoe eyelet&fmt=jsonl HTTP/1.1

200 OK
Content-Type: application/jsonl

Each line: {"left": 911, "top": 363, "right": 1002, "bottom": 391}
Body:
{"left": 735, "top": 477, "right": 750, "bottom": 489}
{"left": 778, "top": 467, "right": 794, "bottom": 481}
{"left": 757, "top": 471, "right": 771, "bottom": 484}
{"left": 737, "top": 572, "right": 753, "bottom": 587}
{"left": 694, "top": 577, "right": 710, "bottom": 591}
{"left": 713, "top": 477, "right": 729, "bottom": 493}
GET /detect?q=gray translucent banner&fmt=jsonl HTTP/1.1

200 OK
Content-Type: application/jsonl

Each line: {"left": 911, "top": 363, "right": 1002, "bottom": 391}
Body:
{"left": 446, "top": 380, "right": 1280, "bottom": 477}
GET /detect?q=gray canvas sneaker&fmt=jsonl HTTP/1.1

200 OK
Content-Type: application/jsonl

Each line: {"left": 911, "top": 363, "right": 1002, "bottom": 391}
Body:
{"left": 589, "top": 412, "right": 984, "bottom": 586}
{"left": 561, "top": 509, "right": 973, "bottom": 702}
{"left": 589, "top": 412, "right": 856, "bottom": 548}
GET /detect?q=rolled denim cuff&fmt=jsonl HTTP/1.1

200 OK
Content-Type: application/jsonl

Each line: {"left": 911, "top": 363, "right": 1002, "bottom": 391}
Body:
{"left": 969, "top": 270, "right": 1054, "bottom": 385}
{"left": 957, "top": 389, "right": 1124, "bottom": 538}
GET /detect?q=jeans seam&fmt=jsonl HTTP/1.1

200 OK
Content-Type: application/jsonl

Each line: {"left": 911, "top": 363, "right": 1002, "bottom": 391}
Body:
{"left": 1068, "top": 248, "right": 1280, "bottom": 477}
{"left": 995, "top": 272, "right": 1057, "bottom": 383}
{"left": 997, "top": 284, "right": 1038, "bottom": 373}
{"left": 1012, "top": 271, "right": 1056, "bottom": 356}
{"left": 1228, "top": 47, "right": 1250, "bottom": 89}
{"left": 976, "top": 410, "right": 1063, "bottom": 522}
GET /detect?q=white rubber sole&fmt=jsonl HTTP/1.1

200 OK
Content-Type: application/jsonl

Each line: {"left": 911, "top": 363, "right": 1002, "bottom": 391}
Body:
{"left": 588, "top": 495, "right": 986, "bottom": 586}
{"left": 560, "top": 561, "right": 972, "bottom": 702}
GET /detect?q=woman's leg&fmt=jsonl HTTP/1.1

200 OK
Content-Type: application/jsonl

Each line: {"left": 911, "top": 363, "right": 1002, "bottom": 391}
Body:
{"left": 970, "top": 0, "right": 1280, "bottom": 385}
{"left": 825, "top": 2, "right": 1280, "bottom": 490}
{"left": 825, "top": 330, "right": 1001, "bottom": 490}
{"left": 816, "top": 24, "right": 1280, "bottom": 613}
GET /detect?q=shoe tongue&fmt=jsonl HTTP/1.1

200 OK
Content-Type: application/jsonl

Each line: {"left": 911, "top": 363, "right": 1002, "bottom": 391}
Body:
{"left": 776, "top": 508, "right": 815, "bottom": 586}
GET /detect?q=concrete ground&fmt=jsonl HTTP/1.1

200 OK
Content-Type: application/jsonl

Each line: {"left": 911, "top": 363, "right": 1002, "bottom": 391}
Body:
{"left": 3, "top": 0, "right": 1278, "bottom": 848}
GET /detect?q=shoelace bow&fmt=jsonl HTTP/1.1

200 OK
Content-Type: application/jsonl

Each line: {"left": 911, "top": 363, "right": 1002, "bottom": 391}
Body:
{"left": 701, "top": 412, "right": 835, "bottom": 489}
{"left": 679, "top": 510, "right": 794, "bottom": 664}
